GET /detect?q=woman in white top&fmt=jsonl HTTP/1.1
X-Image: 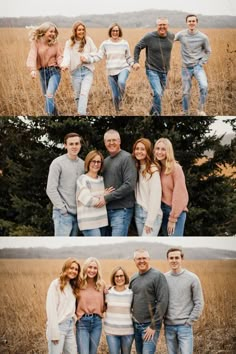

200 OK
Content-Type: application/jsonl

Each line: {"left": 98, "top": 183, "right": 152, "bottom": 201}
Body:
{"left": 104, "top": 266, "right": 134, "bottom": 354}
{"left": 46, "top": 258, "right": 80, "bottom": 354}
{"left": 81, "top": 23, "right": 134, "bottom": 113}
{"left": 61, "top": 21, "right": 97, "bottom": 115}
{"left": 132, "top": 138, "right": 163, "bottom": 236}
{"left": 76, "top": 150, "right": 114, "bottom": 236}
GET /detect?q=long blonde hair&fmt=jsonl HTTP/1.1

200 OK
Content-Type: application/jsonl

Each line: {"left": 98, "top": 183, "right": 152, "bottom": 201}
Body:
{"left": 29, "top": 22, "right": 59, "bottom": 46}
{"left": 80, "top": 257, "right": 104, "bottom": 291}
{"left": 70, "top": 21, "right": 87, "bottom": 52}
{"left": 154, "top": 138, "right": 176, "bottom": 175}
{"left": 59, "top": 258, "right": 81, "bottom": 297}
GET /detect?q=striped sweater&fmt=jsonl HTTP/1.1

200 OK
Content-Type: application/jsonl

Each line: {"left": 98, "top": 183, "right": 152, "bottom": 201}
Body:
{"left": 87, "top": 38, "right": 134, "bottom": 76}
{"left": 104, "top": 287, "right": 134, "bottom": 335}
{"left": 76, "top": 174, "right": 108, "bottom": 231}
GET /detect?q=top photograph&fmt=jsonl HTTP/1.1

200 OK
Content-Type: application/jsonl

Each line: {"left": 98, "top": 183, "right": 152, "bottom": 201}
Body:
{"left": 0, "top": 0, "right": 235, "bottom": 116}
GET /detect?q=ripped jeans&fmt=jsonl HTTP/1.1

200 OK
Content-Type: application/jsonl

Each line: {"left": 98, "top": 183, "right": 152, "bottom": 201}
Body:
{"left": 39, "top": 66, "right": 61, "bottom": 115}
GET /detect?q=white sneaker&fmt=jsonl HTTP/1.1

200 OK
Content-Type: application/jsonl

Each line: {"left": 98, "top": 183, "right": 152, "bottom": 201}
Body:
{"left": 196, "top": 110, "right": 207, "bottom": 116}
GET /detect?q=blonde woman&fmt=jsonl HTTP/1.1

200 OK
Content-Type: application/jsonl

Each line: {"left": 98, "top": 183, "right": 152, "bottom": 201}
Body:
{"left": 61, "top": 21, "right": 97, "bottom": 115}
{"left": 76, "top": 257, "right": 106, "bottom": 354}
{"left": 104, "top": 266, "right": 134, "bottom": 354}
{"left": 26, "top": 22, "right": 62, "bottom": 115}
{"left": 46, "top": 258, "right": 80, "bottom": 354}
{"left": 76, "top": 150, "right": 114, "bottom": 236}
{"left": 154, "top": 138, "right": 189, "bottom": 236}
{"left": 132, "top": 138, "right": 162, "bottom": 236}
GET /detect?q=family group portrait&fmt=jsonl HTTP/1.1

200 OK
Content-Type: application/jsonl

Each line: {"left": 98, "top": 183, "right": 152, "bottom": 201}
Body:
{"left": 0, "top": 0, "right": 235, "bottom": 116}
{"left": 0, "top": 237, "right": 235, "bottom": 353}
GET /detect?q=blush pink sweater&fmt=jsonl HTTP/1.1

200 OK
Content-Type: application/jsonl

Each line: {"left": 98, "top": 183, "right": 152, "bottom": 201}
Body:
{"left": 26, "top": 39, "right": 63, "bottom": 71}
{"left": 160, "top": 163, "right": 189, "bottom": 223}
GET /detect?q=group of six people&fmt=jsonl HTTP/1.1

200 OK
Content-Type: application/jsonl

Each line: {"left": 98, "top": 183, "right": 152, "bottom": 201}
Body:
{"left": 46, "top": 248, "right": 204, "bottom": 354}
{"left": 27, "top": 15, "right": 211, "bottom": 116}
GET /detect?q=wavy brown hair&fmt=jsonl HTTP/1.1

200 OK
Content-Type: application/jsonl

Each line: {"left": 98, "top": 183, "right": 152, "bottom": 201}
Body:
{"left": 70, "top": 21, "right": 87, "bottom": 52}
{"left": 110, "top": 266, "right": 129, "bottom": 286}
{"left": 59, "top": 258, "right": 81, "bottom": 297}
{"left": 132, "top": 138, "right": 159, "bottom": 179}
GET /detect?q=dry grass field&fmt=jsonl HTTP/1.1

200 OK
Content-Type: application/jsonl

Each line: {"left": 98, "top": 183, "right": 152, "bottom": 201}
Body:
{"left": 0, "top": 258, "right": 236, "bottom": 353}
{"left": 0, "top": 28, "right": 235, "bottom": 116}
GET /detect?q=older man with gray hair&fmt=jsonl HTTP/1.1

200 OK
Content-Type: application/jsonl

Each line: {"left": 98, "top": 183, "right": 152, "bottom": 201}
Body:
{"left": 133, "top": 17, "right": 175, "bottom": 116}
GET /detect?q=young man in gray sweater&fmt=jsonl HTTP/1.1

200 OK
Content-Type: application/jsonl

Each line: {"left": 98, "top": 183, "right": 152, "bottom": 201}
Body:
{"left": 133, "top": 17, "right": 175, "bottom": 116}
{"left": 46, "top": 132, "right": 84, "bottom": 236}
{"left": 164, "top": 247, "right": 204, "bottom": 354}
{"left": 130, "top": 249, "right": 169, "bottom": 354}
{"left": 175, "top": 14, "right": 211, "bottom": 115}
{"left": 96, "top": 129, "right": 137, "bottom": 236}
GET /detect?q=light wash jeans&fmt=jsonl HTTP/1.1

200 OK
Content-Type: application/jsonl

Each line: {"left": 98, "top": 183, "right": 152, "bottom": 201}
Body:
{"left": 104, "top": 207, "right": 134, "bottom": 236}
{"left": 47, "top": 318, "right": 77, "bottom": 354}
{"left": 160, "top": 202, "right": 186, "bottom": 237}
{"left": 71, "top": 66, "right": 93, "bottom": 115}
{"left": 108, "top": 69, "right": 130, "bottom": 112}
{"left": 76, "top": 314, "right": 102, "bottom": 354}
{"left": 39, "top": 66, "right": 61, "bottom": 115}
{"left": 106, "top": 334, "right": 134, "bottom": 354}
{"left": 133, "top": 321, "right": 161, "bottom": 354}
{"left": 182, "top": 64, "right": 208, "bottom": 113}
{"left": 52, "top": 209, "right": 78, "bottom": 237}
{"left": 146, "top": 68, "right": 167, "bottom": 115}
{"left": 135, "top": 203, "right": 162, "bottom": 236}
{"left": 82, "top": 227, "right": 107, "bottom": 236}
{"left": 165, "top": 324, "right": 193, "bottom": 354}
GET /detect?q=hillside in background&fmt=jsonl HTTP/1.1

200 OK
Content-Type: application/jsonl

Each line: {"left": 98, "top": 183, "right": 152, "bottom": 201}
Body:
{"left": 0, "top": 241, "right": 235, "bottom": 259}
{"left": 1, "top": 9, "right": 236, "bottom": 28}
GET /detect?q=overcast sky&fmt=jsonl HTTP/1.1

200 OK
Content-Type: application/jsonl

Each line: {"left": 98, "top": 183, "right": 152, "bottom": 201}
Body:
{"left": 0, "top": 237, "right": 235, "bottom": 251}
{"left": 1, "top": 0, "right": 236, "bottom": 17}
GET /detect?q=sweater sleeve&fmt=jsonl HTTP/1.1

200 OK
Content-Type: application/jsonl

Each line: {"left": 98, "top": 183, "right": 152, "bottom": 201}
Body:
{"left": 76, "top": 176, "right": 100, "bottom": 207}
{"left": 26, "top": 41, "right": 37, "bottom": 71}
{"left": 86, "top": 41, "right": 105, "bottom": 63}
{"left": 169, "top": 164, "right": 188, "bottom": 223}
{"left": 133, "top": 35, "right": 147, "bottom": 63}
{"left": 125, "top": 41, "right": 134, "bottom": 66}
{"left": 151, "top": 272, "right": 169, "bottom": 329}
{"left": 61, "top": 40, "right": 71, "bottom": 67}
{"left": 145, "top": 169, "right": 162, "bottom": 228}
{"left": 186, "top": 276, "right": 204, "bottom": 325}
{"left": 46, "top": 280, "right": 60, "bottom": 341}
{"left": 199, "top": 36, "right": 211, "bottom": 65}
{"left": 56, "top": 43, "right": 63, "bottom": 66}
{"left": 46, "top": 160, "right": 67, "bottom": 214}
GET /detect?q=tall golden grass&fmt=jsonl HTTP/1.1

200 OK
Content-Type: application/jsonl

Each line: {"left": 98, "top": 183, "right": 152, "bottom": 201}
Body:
{"left": 0, "top": 258, "right": 235, "bottom": 353}
{"left": 0, "top": 28, "right": 235, "bottom": 116}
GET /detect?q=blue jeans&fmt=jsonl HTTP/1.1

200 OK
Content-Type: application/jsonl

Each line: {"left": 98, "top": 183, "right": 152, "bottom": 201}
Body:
{"left": 133, "top": 321, "right": 161, "bottom": 354}
{"left": 182, "top": 64, "right": 208, "bottom": 113}
{"left": 82, "top": 227, "right": 107, "bottom": 236}
{"left": 106, "top": 334, "right": 134, "bottom": 354}
{"left": 47, "top": 318, "right": 77, "bottom": 354}
{"left": 71, "top": 66, "right": 93, "bottom": 115}
{"left": 108, "top": 69, "right": 130, "bottom": 111}
{"left": 104, "top": 207, "right": 134, "bottom": 236}
{"left": 165, "top": 324, "right": 193, "bottom": 354}
{"left": 146, "top": 68, "right": 167, "bottom": 115}
{"left": 161, "top": 202, "right": 186, "bottom": 237}
{"left": 52, "top": 209, "right": 78, "bottom": 237}
{"left": 39, "top": 66, "right": 61, "bottom": 115}
{"left": 76, "top": 314, "right": 102, "bottom": 354}
{"left": 135, "top": 203, "right": 162, "bottom": 236}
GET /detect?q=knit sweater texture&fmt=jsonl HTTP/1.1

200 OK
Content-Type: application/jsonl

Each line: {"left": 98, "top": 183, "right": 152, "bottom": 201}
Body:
{"left": 134, "top": 31, "right": 175, "bottom": 72}
{"left": 103, "top": 150, "right": 137, "bottom": 209}
{"left": 129, "top": 267, "right": 169, "bottom": 329}
{"left": 164, "top": 269, "right": 204, "bottom": 325}
{"left": 175, "top": 29, "right": 211, "bottom": 67}
{"left": 46, "top": 154, "right": 84, "bottom": 215}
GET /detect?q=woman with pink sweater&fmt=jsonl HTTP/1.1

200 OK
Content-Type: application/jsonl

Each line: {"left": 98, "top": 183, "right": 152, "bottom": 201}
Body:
{"left": 154, "top": 138, "right": 189, "bottom": 236}
{"left": 26, "top": 22, "right": 62, "bottom": 115}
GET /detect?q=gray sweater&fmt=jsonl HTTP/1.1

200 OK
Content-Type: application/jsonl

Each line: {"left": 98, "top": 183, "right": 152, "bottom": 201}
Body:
{"left": 103, "top": 150, "right": 137, "bottom": 209}
{"left": 164, "top": 269, "right": 204, "bottom": 326}
{"left": 175, "top": 29, "right": 211, "bottom": 67}
{"left": 129, "top": 268, "right": 169, "bottom": 329}
{"left": 46, "top": 154, "right": 84, "bottom": 215}
{"left": 134, "top": 31, "right": 175, "bottom": 73}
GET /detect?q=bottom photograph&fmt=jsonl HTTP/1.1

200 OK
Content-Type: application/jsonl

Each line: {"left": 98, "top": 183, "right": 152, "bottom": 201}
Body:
{"left": 0, "top": 237, "right": 236, "bottom": 354}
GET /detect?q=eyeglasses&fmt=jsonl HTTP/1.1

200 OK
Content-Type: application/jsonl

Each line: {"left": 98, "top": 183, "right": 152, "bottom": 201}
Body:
{"left": 90, "top": 160, "right": 102, "bottom": 165}
{"left": 115, "top": 274, "right": 124, "bottom": 278}
{"left": 112, "top": 30, "right": 119, "bottom": 32}
{"left": 169, "top": 256, "right": 181, "bottom": 260}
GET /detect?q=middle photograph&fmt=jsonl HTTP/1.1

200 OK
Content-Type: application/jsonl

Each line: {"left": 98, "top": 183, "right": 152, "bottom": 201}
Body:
{"left": 0, "top": 116, "right": 235, "bottom": 237}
